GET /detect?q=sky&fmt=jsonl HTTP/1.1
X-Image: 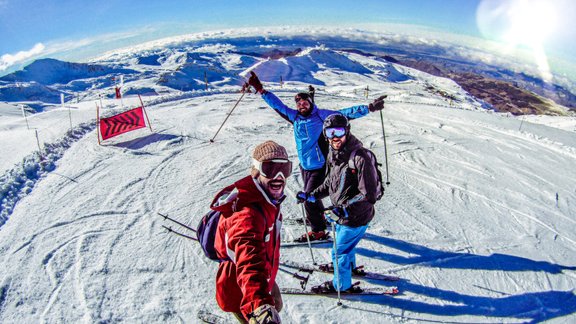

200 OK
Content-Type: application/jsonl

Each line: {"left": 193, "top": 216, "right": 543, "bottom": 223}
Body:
{"left": 1, "top": 0, "right": 575, "bottom": 76}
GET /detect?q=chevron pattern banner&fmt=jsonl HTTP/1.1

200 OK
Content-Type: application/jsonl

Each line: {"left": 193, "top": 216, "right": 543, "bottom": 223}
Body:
{"left": 99, "top": 107, "right": 146, "bottom": 140}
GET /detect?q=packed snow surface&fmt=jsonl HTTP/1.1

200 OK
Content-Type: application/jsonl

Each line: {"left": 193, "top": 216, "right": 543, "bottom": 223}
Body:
{"left": 0, "top": 45, "right": 575, "bottom": 323}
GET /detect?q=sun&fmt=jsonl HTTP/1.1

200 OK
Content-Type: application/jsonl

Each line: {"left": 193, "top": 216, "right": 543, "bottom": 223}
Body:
{"left": 503, "top": 1, "right": 557, "bottom": 48}
{"left": 477, "top": 0, "right": 558, "bottom": 48}
{"left": 476, "top": 0, "right": 560, "bottom": 81}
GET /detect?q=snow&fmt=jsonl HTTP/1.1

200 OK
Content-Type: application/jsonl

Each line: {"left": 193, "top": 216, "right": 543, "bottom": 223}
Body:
{"left": 0, "top": 40, "right": 575, "bottom": 323}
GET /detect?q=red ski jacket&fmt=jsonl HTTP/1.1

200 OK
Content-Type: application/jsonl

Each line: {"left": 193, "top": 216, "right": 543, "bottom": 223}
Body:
{"left": 211, "top": 175, "right": 283, "bottom": 319}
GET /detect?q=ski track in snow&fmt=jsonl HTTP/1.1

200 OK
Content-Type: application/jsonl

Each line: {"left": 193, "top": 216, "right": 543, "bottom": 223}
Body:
{"left": 1, "top": 65, "right": 575, "bottom": 322}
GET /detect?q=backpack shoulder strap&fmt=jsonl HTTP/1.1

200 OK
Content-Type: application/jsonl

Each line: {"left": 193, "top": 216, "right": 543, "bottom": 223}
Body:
{"left": 348, "top": 148, "right": 359, "bottom": 169}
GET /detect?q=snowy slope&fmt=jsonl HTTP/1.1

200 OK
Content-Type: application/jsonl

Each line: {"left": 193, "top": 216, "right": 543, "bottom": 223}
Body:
{"left": 1, "top": 44, "right": 576, "bottom": 323}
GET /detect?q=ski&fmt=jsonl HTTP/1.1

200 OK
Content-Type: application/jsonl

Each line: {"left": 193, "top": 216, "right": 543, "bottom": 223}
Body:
{"left": 278, "top": 267, "right": 310, "bottom": 290}
{"left": 197, "top": 309, "right": 228, "bottom": 324}
{"left": 282, "top": 217, "right": 310, "bottom": 226}
{"left": 280, "top": 260, "right": 401, "bottom": 281}
{"left": 280, "top": 286, "right": 399, "bottom": 296}
{"left": 281, "top": 237, "right": 333, "bottom": 247}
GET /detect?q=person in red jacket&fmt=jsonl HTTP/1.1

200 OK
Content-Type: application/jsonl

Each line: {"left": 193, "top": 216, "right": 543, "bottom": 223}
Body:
{"left": 211, "top": 140, "right": 291, "bottom": 323}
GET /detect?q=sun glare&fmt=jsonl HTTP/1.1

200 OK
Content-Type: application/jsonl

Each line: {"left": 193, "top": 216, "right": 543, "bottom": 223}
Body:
{"left": 503, "top": 1, "right": 557, "bottom": 47}
{"left": 476, "top": 0, "right": 560, "bottom": 82}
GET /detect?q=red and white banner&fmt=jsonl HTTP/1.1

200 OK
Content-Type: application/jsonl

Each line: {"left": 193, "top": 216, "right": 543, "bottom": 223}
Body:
{"left": 99, "top": 106, "right": 146, "bottom": 140}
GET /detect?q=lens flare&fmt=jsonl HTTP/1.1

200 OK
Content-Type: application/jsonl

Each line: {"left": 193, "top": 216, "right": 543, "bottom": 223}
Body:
{"left": 476, "top": 0, "right": 560, "bottom": 82}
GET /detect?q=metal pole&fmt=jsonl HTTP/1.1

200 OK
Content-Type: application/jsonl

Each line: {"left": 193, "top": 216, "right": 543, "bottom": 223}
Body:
{"left": 139, "top": 95, "right": 153, "bottom": 132}
{"left": 96, "top": 103, "right": 101, "bottom": 145}
{"left": 64, "top": 94, "right": 72, "bottom": 130}
{"left": 300, "top": 203, "right": 316, "bottom": 265}
{"left": 380, "top": 110, "right": 391, "bottom": 185}
{"left": 35, "top": 130, "right": 43, "bottom": 160}
{"left": 21, "top": 105, "right": 30, "bottom": 130}
{"left": 331, "top": 221, "right": 342, "bottom": 306}
{"left": 210, "top": 90, "right": 246, "bottom": 143}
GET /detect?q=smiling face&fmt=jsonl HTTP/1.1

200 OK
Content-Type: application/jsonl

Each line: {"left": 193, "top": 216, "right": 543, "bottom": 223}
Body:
{"left": 295, "top": 96, "right": 312, "bottom": 116}
{"left": 257, "top": 173, "right": 286, "bottom": 200}
{"left": 328, "top": 134, "right": 347, "bottom": 151}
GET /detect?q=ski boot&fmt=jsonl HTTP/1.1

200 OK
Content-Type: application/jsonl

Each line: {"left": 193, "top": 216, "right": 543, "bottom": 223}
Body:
{"left": 294, "top": 230, "right": 329, "bottom": 243}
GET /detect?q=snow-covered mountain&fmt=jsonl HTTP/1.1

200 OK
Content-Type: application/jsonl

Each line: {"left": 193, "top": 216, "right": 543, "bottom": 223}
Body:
{"left": 1, "top": 44, "right": 413, "bottom": 103}
{"left": 2, "top": 33, "right": 574, "bottom": 114}
{"left": 0, "top": 34, "right": 575, "bottom": 323}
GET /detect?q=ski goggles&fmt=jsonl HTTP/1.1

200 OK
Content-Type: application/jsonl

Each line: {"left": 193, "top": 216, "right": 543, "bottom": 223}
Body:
{"left": 294, "top": 95, "right": 309, "bottom": 103}
{"left": 253, "top": 159, "right": 293, "bottom": 179}
{"left": 324, "top": 127, "right": 347, "bottom": 139}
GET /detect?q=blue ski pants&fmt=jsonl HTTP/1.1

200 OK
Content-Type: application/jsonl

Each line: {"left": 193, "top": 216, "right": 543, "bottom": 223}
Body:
{"left": 331, "top": 224, "right": 368, "bottom": 291}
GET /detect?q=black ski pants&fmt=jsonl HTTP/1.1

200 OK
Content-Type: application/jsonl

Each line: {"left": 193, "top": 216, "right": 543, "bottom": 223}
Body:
{"left": 300, "top": 165, "right": 327, "bottom": 232}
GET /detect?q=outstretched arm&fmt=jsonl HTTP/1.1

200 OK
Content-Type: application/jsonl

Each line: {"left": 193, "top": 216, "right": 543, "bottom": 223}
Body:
{"left": 332, "top": 95, "right": 387, "bottom": 120}
{"left": 262, "top": 91, "right": 298, "bottom": 123}
{"left": 247, "top": 71, "right": 298, "bottom": 123}
{"left": 337, "top": 104, "right": 370, "bottom": 120}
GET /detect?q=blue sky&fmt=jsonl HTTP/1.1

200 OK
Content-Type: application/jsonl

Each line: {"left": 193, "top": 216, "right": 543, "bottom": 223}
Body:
{"left": 1, "top": 0, "right": 575, "bottom": 76}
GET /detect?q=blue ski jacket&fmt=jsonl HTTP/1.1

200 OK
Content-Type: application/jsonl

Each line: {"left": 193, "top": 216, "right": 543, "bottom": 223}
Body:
{"left": 262, "top": 91, "right": 369, "bottom": 170}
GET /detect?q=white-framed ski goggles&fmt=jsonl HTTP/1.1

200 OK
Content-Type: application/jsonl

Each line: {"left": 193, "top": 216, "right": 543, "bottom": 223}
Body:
{"left": 252, "top": 159, "right": 293, "bottom": 179}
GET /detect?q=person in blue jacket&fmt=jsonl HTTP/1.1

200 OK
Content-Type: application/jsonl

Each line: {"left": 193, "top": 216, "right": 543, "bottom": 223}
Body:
{"left": 247, "top": 71, "right": 385, "bottom": 242}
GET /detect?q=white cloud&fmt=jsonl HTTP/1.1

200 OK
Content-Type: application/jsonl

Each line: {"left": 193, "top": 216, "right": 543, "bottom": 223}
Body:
{"left": 0, "top": 43, "right": 45, "bottom": 71}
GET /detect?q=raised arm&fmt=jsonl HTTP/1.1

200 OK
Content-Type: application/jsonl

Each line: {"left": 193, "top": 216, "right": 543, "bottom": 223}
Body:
{"left": 247, "top": 71, "right": 298, "bottom": 123}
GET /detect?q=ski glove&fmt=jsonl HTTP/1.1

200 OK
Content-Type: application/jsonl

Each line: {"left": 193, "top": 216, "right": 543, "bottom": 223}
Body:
{"left": 248, "top": 71, "right": 264, "bottom": 94}
{"left": 324, "top": 206, "right": 348, "bottom": 223}
{"left": 296, "top": 191, "right": 316, "bottom": 204}
{"left": 249, "top": 304, "right": 281, "bottom": 324}
{"left": 368, "top": 95, "right": 387, "bottom": 112}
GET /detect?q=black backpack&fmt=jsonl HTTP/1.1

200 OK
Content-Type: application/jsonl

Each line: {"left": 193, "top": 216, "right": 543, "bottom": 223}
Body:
{"left": 348, "top": 148, "right": 385, "bottom": 200}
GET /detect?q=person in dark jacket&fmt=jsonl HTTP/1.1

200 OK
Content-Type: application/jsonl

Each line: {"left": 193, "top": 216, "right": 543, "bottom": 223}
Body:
{"left": 212, "top": 140, "right": 291, "bottom": 323}
{"left": 301, "top": 114, "right": 381, "bottom": 293}
{"left": 247, "top": 71, "right": 385, "bottom": 242}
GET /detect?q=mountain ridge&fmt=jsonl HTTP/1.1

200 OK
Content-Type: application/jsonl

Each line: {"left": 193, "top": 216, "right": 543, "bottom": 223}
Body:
{"left": 0, "top": 35, "right": 574, "bottom": 116}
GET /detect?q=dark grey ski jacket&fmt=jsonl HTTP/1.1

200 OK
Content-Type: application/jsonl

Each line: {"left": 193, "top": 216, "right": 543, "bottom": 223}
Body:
{"left": 311, "top": 134, "right": 378, "bottom": 227}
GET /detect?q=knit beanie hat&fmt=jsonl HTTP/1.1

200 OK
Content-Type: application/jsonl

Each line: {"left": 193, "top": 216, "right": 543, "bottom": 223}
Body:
{"left": 251, "top": 141, "right": 289, "bottom": 177}
{"left": 295, "top": 92, "right": 314, "bottom": 106}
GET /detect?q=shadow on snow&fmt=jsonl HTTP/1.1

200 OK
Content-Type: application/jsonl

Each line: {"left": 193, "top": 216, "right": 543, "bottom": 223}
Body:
{"left": 111, "top": 133, "right": 181, "bottom": 150}
{"left": 340, "top": 233, "right": 576, "bottom": 323}
{"left": 360, "top": 233, "right": 576, "bottom": 274}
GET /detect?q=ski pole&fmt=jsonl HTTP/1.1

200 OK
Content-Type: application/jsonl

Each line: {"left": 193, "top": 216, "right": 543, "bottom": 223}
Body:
{"left": 210, "top": 89, "right": 246, "bottom": 143}
{"left": 278, "top": 266, "right": 310, "bottom": 290}
{"left": 162, "top": 225, "right": 198, "bottom": 241}
{"left": 300, "top": 203, "right": 317, "bottom": 265}
{"left": 330, "top": 220, "right": 342, "bottom": 306}
{"left": 379, "top": 107, "right": 391, "bottom": 185}
{"left": 158, "top": 212, "right": 197, "bottom": 232}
